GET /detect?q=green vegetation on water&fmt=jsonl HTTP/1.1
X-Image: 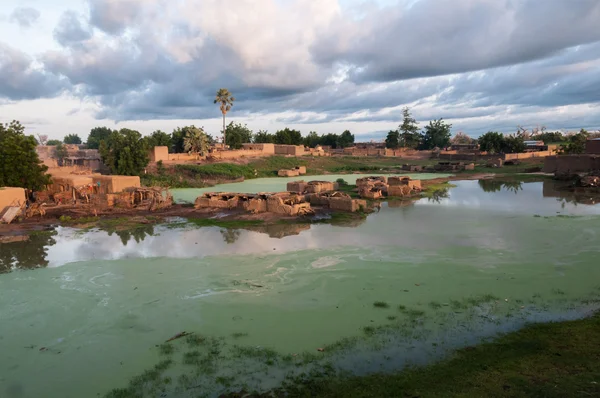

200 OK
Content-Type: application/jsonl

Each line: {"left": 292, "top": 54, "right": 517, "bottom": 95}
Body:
{"left": 270, "top": 312, "right": 600, "bottom": 398}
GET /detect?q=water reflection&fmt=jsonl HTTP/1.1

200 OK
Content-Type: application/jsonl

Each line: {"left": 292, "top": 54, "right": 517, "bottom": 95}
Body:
{"left": 108, "top": 224, "right": 155, "bottom": 245}
{"left": 3, "top": 180, "right": 600, "bottom": 272}
{"left": 478, "top": 179, "right": 523, "bottom": 193}
{"left": 0, "top": 231, "right": 56, "bottom": 273}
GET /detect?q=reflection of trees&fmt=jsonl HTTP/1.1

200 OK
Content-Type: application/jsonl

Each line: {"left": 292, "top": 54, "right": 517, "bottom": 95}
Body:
{"left": 478, "top": 179, "right": 503, "bottom": 192}
{"left": 249, "top": 223, "right": 311, "bottom": 238}
{"left": 109, "top": 225, "right": 155, "bottom": 245}
{"left": 478, "top": 179, "right": 523, "bottom": 194}
{"left": 220, "top": 228, "right": 241, "bottom": 244}
{"left": 427, "top": 188, "right": 449, "bottom": 203}
{"left": 0, "top": 230, "right": 57, "bottom": 273}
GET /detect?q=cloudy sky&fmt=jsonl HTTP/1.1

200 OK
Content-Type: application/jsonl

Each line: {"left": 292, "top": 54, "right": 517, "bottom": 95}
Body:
{"left": 1, "top": 0, "right": 599, "bottom": 141}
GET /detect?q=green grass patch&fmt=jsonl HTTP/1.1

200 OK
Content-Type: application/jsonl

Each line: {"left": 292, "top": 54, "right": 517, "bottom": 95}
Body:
{"left": 270, "top": 312, "right": 600, "bottom": 398}
{"left": 373, "top": 301, "right": 390, "bottom": 309}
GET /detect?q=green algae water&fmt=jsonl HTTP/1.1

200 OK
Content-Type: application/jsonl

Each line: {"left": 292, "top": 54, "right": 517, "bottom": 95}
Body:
{"left": 170, "top": 172, "right": 448, "bottom": 202}
{"left": 1, "top": 179, "right": 600, "bottom": 397}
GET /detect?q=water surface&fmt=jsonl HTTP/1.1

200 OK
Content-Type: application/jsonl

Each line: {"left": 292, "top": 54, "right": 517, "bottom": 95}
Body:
{"left": 1, "top": 179, "right": 599, "bottom": 398}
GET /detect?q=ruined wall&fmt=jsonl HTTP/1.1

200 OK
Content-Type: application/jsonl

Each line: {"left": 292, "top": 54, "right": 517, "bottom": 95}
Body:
{"left": 49, "top": 176, "right": 94, "bottom": 193}
{"left": 329, "top": 197, "right": 367, "bottom": 212}
{"left": 0, "top": 187, "right": 26, "bottom": 213}
{"left": 543, "top": 155, "right": 600, "bottom": 174}
{"left": 504, "top": 151, "right": 552, "bottom": 160}
{"left": 586, "top": 140, "right": 600, "bottom": 154}
{"left": 212, "top": 149, "right": 267, "bottom": 160}
{"left": 278, "top": 169, "right": 300, "bottom": 177}
{"left": 274, "top": 145, "right": 306, "bottom": 156}
{"left": 242, "top": 143, "right": 275, "bottom": 154}
{"left": 305, "top": 181, "right": 337, "bottom": 193}
{"left": 92, "top": 176, "right": 141, "bottom": 194}
{"left": 287, "top": 181, "right": 307, "bottom": 192}
{"left": 149, "top": 146, "right": 169, "bottom": 162}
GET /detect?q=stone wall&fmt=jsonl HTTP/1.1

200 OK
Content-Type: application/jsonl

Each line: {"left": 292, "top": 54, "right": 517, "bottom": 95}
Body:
{"left": 586, "top": 140, "right": 600, "bottom": 154}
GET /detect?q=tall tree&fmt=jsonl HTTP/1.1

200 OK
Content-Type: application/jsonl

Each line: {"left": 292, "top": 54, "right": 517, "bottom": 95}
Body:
{"left": 99, "top": 128, "right": 150, "bottom": 176}
{"left": 304, "top": 131, "right": 320, "bottom": 148}
{"left": 337, "top": 130, "right": 355, "bottom": 148}
{"left": 274, "top": 128, "right": 303, "bottom": 145}
{"left": 55, "top": 143, "right": 69, "bottom": 166}
{"left": 171, "top": 127, "right": 187, "bottom": 153}
{"left": 385, "top": 130, "right": 400, "bottom": 149}
{"left": 224, "top": 122, "right": 253, "bottom": 149}
{"left": 63, "top": 134, "right": 82, "bottom": 144}
{"left": 559, "top": 129, "right": 589, "bottom": 154}
{"left": 214, "top": 88, "right": 235, "bottom": 145}
{"left": 146, "top": 130, "right": 172, "bottom": 148}
{"left": 46, "top": 139, "right": 62, "bottom": 146}
{"left": 183, "top": 126, "right": 210, "bottom": 155}
{"left": 478, "top": 131, "right": 505, "bottom": 154}
{"left": 87, "top": 127, "right": 114, "bottom": 149}
{"left": 420, "top": 119, "right": 452, "bottom": 150}
{"left": 502, "top": 134, "right": 526, "bottom": 153}
{"left": 399, "top": 107, "right": 420, "bottom": 149}
{"left": 253, "top": 130, "right": 275, "bottom": 143}
{"left": 0, "top": 120, "right": 51, "bottom": 190}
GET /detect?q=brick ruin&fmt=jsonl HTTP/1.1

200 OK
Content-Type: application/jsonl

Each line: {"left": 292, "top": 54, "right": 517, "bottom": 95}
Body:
{"left": 277, "top": 166, "right": 307, "bottom": 177}
{"left": 194, "top": 180, "right": 366, "bottom": 215}
{"left": 356, "top": 175, "right": 422, "bottom": 199}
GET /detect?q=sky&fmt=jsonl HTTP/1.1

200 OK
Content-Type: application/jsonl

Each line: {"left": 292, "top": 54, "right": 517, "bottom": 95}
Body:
{"left": 1, "top": 0, "right": 600, "bottom": 142}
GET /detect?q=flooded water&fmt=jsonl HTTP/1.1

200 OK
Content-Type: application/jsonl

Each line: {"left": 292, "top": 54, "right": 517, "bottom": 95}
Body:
{"left": 1, "top": 179, "right": 600, "bottom": 398}
{"left": 170, "top": 173, "right": 448, "bottom": 202}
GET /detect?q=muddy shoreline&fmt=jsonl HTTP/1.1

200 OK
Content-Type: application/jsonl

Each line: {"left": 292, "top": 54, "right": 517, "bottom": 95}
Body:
{"left": 0, "top": 173, "right": 535, "bottom": 239}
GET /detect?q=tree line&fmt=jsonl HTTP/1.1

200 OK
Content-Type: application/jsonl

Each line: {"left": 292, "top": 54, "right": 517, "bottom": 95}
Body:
{"left": 385, "top": 108, "right": 453, "bottom": 150}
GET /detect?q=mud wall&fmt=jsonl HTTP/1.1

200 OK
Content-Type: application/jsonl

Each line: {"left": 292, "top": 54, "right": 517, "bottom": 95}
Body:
{"left": 0, "top": 187, "right": 26, "bottom": 213}
{"left": 586, "top": 140, "right": 600, "bottom": 154}
{"left": 543, "top": 155, "right": 600, "bottom": 174}
{"left": 149, "top": 146, "right": 169, "bottom": 162}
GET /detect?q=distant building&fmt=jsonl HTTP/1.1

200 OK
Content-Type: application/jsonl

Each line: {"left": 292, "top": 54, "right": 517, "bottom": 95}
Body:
{"left": 523, "top": 140, "right": 547, "bottom": 152}
{"left": 36, "top": 144, "right": 103, "bottom": 170}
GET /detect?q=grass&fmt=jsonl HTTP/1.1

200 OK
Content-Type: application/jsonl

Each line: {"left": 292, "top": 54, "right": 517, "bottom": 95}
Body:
{"left": 268, "top": 312, "right": 600, "bottom": 398}
{"left": 373, "top": 301, "right": 390, "bottom": 309}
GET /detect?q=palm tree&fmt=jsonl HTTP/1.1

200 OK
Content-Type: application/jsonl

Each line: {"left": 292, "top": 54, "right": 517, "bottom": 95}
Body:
{"left": 183, "top": 126, "right": 210, "bottom": 156}
{"left": 214, "top": 88, "right": 235, "bottom": 146}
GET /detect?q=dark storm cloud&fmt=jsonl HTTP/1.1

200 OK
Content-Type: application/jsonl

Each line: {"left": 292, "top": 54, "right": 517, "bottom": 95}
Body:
{"left": 0, "top": 43, "right": 66, "bottom": 100}
{"left": 315, "top": 0, "right": 600, "bottom": 83}
{"left": 3, "top": 0, "right": 599, "bottom": 133}
{"left": 9, "top": 7, "right": 40, "bottom": 28}
{"left": 53, "top": 11, "right": 93, "bottom": 46}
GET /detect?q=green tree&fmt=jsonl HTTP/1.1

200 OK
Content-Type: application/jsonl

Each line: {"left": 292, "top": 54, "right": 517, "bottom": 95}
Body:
{"left": 274, "top": 128, "right": 303, "bottom": 145}
{"left": 320, "top": 133, "right": 340, "bottom": 148}
{"left": 303, "top": 131, "right": 320, "bottom": 148}
{"left": 55, "top": 143, "right": 69, "bottom": 166}
{"left": 171, "top": 127, "right": 186, "bottom": 153}
{"left": 183, "top": 126, "right": 210, "bottom": 155}
{"left": 47, "top": 139, "right": 62, "bottom": 146}
{"left": 502, "top": 134, "right": 526, "bottom": 153}
{"left": 87, "top": 127, "right": 114, "bottom": 149}
{"left": 559, "top": 129, "right": 589, "bottom": 154}
{"left": 451, "top": 132, "right": 474, "bottom": 145}
{"left": 478, "top": 131, "right": 505, "bottom": 154}
{"left": 146, "top": 130, "right": 172, "bottom": 148}
{"left": 385, "top": 130, "right": 400, "bottom": 149}
{"left": 214, "top": 88, "right": 235, "bottom": 145}
{"left": 63, "top": 134, "right": 82, "bottom": 144}
{"left": 0, "top": 120, "right": 51, "bottom": 190}
{"left": 99, "top": 128, "right": 149, "bottom": 175}
{"left": 337, "top": 130, "right": 355, "bottom": 148}
{"left": 399, "top": 107, "right": 421, "bottom": 149}
{"left": 420, "top": 119, "right": 452, "bottom": 150}
{"left": 224, "top": 122, "right": 253, "bottom": 149}
{"left": 254, "top": 130, "right": 275, "bottom": 143}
